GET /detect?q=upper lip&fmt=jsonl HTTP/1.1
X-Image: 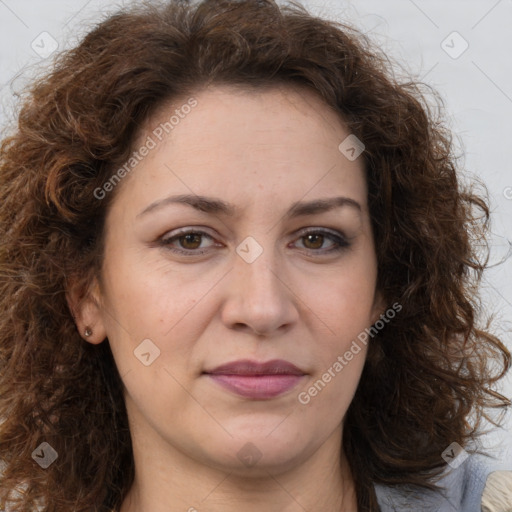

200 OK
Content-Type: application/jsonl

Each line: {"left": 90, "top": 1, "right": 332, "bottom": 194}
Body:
{"left": 204, "top": 359, "right": 306, "bottom": 376}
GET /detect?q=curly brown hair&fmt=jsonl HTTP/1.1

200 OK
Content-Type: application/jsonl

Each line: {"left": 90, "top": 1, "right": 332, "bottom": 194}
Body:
{"left": 0, "top": 0, "right": 510, "bottom": 511}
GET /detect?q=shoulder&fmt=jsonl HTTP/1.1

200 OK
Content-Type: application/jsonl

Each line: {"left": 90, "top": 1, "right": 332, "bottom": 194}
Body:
{"left": 374, "top": 445, "right": 512, "bottom": 512}
{"left": 481, "top": 471, "right": 512, "bottom": 512}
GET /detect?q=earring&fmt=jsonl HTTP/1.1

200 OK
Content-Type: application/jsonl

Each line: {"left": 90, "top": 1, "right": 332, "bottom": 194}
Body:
{"left": 84, "top": 327, "right": 93, "bottom": 337}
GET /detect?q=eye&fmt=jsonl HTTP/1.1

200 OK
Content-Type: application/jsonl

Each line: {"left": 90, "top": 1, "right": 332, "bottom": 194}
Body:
{"left": 158, "top": 229, "right": 218, "bottom": 255}
{"left": 292, "top": 228, "right": 350, "bottom": 254}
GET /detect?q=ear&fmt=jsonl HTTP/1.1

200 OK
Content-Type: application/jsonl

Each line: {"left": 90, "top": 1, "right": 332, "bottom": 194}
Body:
{"left": 66, "top": 275, "right": 107, "bottom": 345}
{"left": 369, "top": 288, "right": 387, "bottom": 326}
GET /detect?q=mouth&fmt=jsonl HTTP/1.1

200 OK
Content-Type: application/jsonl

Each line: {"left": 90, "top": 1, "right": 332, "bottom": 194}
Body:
{"left": 203, "top": 359, "right": 307, "bottom": 400}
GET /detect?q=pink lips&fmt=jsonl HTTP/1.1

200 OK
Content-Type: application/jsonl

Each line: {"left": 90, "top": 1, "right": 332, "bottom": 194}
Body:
{"left": 204, "top": 359, "right": 306, "bottom": 400}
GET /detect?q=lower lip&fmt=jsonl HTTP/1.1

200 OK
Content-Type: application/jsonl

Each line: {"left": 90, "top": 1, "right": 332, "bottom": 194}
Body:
{"left": 207, "top": 374, "right": 304, "bottom": 399}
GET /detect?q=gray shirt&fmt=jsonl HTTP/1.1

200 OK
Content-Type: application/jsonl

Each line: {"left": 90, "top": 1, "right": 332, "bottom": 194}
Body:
{"left": 375, "top": 443, "right": 512, "bottom": 512}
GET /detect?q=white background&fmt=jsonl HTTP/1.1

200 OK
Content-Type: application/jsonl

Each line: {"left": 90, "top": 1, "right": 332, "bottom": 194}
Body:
{"left": 1, "top": 0, "right": 511, "bottom": 455}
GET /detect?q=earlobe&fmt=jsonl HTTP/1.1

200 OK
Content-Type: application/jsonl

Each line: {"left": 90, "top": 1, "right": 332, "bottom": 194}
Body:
{"left": 66, "top": 276, "right": 107, "bottom": 345}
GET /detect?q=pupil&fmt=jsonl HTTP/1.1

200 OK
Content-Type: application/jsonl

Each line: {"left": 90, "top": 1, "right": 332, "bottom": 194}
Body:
{"left": 182, "top": 234, "right": 201, "bottom": 249}
{"left": 305, "top": 234, "right": 323, "bottom": 249}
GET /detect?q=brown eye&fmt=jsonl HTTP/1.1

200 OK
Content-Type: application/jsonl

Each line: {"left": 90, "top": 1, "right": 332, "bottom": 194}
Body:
{"left": 159, "top": 229, "right": 216, "bottom": 254}
{"left": 302, "top": 233, "right": 325, "bottom": 250}
{"left": 178, "top": 233, "right": 202, "bottom": 250}
{"left": 294, "top": 229, "right": 350, "bottom": 254}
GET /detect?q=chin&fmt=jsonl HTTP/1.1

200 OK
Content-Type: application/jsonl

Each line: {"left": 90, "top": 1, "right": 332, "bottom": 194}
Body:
{"left": 207, "top": 446, "right": 309, "bottom": 477}
{"left": 199, "top": 423, "right": 315, "bottom": 476}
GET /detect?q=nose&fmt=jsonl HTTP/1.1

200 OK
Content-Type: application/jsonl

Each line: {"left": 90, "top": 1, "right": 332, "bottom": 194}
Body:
{"left": 220, "top": 244, "right": 299, "bottom": 337}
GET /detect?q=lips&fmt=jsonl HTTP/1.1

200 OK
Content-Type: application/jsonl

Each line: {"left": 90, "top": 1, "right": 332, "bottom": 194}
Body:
{"left": 204, "top": 359, "right": 306, "bottom": 399}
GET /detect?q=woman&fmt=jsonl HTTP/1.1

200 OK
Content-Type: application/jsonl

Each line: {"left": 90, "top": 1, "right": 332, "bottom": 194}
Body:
{"left": 0, "top": 1, "right": 510, "bottom": 511}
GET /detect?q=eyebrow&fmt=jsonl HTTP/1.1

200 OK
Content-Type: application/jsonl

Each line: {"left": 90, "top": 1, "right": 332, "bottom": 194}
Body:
{"left": 137, "top": 194, "right": 362, "bottom": 220}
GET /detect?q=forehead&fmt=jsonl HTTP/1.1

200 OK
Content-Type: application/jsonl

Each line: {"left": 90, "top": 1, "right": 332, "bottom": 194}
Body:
{"left": 150, "top": 83, "right": 346, "bottom": 153}
{"left": 113, "top": 84, "right": 368, "bottom": 216}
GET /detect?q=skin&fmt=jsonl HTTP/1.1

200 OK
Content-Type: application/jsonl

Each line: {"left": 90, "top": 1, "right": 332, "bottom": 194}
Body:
{"left": 70, "top": 84, "right": 385, "bottom": 512}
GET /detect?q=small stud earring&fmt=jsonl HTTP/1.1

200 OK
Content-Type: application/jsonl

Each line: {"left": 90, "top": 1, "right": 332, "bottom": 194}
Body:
{"left": 84, "top": 327, "right": 93, "bottom": 337}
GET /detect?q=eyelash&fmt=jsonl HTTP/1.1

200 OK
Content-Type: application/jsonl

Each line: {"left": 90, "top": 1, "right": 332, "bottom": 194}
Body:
{"left": 158, "top": 228, "right": 350, "bottom": 256}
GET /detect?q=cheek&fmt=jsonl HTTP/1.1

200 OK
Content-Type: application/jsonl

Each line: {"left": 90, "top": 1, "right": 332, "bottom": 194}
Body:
{"left": 299, "top": 259, "right": 377, "bottom": 377}
{"left": 98, "top": 254, "right": 189, "bottom": 377}
{"left": 102, "top": 246, "right": 207, "bottom": 332}
{"left": 307, "top": 266, "right": 377, "bottom": 331}
{"left": 298, "top": 282, "right": 371, "bottom": 418}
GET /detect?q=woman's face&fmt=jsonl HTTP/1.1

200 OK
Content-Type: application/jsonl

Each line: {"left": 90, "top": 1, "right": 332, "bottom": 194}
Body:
{"left": 80, "top": 84, "right": 383, "bottom": 475}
